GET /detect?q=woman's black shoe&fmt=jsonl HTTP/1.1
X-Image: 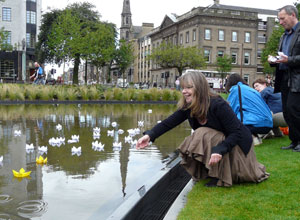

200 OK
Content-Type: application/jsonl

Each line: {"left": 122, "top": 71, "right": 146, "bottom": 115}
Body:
{"left": 205, "top": 178, "right": 218, "bottom": 187}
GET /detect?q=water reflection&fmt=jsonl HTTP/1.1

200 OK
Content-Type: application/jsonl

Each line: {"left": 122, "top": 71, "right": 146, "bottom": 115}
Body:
{"left": 0, "top": 104, "right": 190, "bottom": 219}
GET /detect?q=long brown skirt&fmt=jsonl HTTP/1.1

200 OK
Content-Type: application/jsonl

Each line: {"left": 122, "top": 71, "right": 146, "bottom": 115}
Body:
{"left": 178, "top": 127, "right": 270, "bottom": 187}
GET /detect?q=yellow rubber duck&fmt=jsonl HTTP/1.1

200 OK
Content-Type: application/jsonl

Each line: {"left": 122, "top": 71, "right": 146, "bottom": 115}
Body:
{"left": 12, "top": 168, "right": 31, "bottom": 178}
{"left": 36, "top": 156, "right": 47, "bottom": 164}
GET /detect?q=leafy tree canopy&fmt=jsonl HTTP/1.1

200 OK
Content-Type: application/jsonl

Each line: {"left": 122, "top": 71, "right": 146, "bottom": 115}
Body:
{"left": 148, "top": 42, "right": 206, "bottom": 76}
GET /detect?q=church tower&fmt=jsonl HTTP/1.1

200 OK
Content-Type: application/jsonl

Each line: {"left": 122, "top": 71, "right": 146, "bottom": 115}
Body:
{"left": 120, "top": 0, "right": 132, "bottom": 40}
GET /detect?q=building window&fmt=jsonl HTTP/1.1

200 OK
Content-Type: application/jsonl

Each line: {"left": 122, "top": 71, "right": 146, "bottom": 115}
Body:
{"left": 232, "top": 31, "right": 237, "bottom": 42}
{"left": 27, "top": 0, "right": 36, "bottom": 2}
{"left": 204, "top": 49, "right": 211, "bottom": 63}
{"left": 231, "top": 11, "right": 240, "bottom": 15}
{"left": 26, "top": 33, "right": 35, "bottom": 48}
{"left": 231, "top": 52, "right": 237, "bottom": 64}
{"left": 0, "top": 60, "right": 14, "bottom": 78}
{"left": 257, "top": 49, "right": 262, "bottom": 58}
{"left": 3, "top": 31, "right": 11, "bottom": 45}
{"left": 218, "top": 50, "right": 224, "bottom": 57}
{"left": 193, "top": 29, "right": 196, "bottom": 41}
{"left": 218, "top": 30, "right": 224, "bottom": 41}
{"left": 205, "top": 29, "right": 211, "bottom": 40}
{"left": 126, "top": 31, "right": 129, "bottom": 39}
{"left": 244, "top": 52, "right": 250, "bottom": 65}
{"left": 186, "top": 31, "right": 189, "bottom": 43}
{"left": 245, "top": 32, "right": 251, "bottom": 43}
{"left": 26, "top": 11, "right": 36, "bottom": 24}
{"left": 180, "top": 34, "right": 183, "bottom": 45}
{"left": 2, "top": 7, "right": 11, "bottom": 21}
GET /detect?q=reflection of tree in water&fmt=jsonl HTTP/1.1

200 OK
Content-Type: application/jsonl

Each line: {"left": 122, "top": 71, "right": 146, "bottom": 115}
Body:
{"left": 0, "top": 104, "right": 189, "bottom": 187}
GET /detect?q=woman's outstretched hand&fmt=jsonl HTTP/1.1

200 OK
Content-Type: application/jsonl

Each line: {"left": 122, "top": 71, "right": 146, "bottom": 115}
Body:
{"left": 136, "top": 135, "right": 150, "bottom": 149}
{"left": 208, "top": 153, "right": 222, "bottom": 166}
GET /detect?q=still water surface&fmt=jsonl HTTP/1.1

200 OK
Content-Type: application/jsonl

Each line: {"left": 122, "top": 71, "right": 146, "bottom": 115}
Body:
{"left": 0, "top": 104, "right": 190, "bottom": 219}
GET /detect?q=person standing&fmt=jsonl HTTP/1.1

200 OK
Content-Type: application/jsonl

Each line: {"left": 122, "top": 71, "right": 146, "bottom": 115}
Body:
{"left": 268, "top": 5, "right": 300, "bottom": 152}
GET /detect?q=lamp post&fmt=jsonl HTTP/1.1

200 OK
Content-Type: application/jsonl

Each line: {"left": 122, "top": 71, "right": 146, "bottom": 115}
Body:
{"left": 240, "top": 43, "right": 243, "bottom": 76}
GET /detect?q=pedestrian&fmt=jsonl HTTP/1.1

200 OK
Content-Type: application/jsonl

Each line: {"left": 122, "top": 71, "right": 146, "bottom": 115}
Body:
{"left": 268, "top": 5, "right": 300, "bottom": 152}
{"left": 253, "top": 78, "right": 287, "bottom": 137}
{"left": 30, "top": 62, "right": 45, "bottom": 85}
{"left": 175, "top": 78, "right": 180, "bottom": 90}
{"left": 136, "top": 71, "right": 269, "bottom": 187}
{"left": 225, "top": 74, "right": 273, "bottom": 139}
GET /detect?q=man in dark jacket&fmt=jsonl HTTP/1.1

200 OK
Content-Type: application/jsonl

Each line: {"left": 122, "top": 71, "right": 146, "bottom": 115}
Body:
{"left": 269, "top": 5, "right": 300, "bottom": 152}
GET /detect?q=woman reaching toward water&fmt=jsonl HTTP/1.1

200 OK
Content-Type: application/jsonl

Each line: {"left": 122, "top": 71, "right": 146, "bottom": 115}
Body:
{"left": 136, "top": 70, "right": 269, "bottom": 187}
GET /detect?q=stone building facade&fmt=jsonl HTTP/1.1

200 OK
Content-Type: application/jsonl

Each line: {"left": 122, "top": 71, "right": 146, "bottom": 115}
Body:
{"left": 148, "top": 2, "right": 277, "bottom": 88}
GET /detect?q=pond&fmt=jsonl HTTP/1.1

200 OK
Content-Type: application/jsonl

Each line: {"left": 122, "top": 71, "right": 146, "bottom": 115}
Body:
{"left": 0, "top": 104, "right": 191, "bottom": 220}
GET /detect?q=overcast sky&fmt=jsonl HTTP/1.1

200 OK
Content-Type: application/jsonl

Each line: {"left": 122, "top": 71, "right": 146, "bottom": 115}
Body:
{"left": 42, "top": 0, "right": 295, "bottom": 29}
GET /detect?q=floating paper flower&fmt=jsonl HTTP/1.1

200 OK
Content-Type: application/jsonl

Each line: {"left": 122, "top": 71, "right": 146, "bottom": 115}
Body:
{"left": 38, "top": 146, "right": 48, "bottom": 154}
{"left": 138, "top": 121, "right": 144, "bottom": 127}
{"left": 93, "top": 127, "right": 101, "bottom": 133}
{"left": 56, "top": 124, "right": 62, "bottom": 131}
{"left": 130, "top": 140, "right": 138, "bottom": 148}
{"left": 125, "top": 136, "right": 133, "bottom": 143}
{"left": 0, "top": 156, "right": 3, "bottom": 162}
{"left": 14, "top": 130, "right": 21, "bottom": 136}
{"left": 111, "top": 122, "right": 117, "bottom": 127}
{"left": 93, "top": 132, "right": 101, "bottom": 139}
{"left": 92, "top": 141, "right": 104, "bottom": 152}
{"left": 118, "top": 129, "right": 124, "bottom": 134}
{"left": 12, "top": 168, "right": 31, "bottom": 178}
{"left": 49, "top": 137, "right": 65, "bottom": 147}
{"left": 36, "top": 156, "right": 47, "bottom": 164}
{"left": 127, "top": 129, "right": 136, "bottom": 137}
{"left": 148, "top": 109, "right": 152, "bottom": 113}
{"left": 107, "top": 130, "right": 114, "bottom": 137}
{"left": 68, "top": 135, "right": 79, "bottom": 143}
{"left": 113, "top": 142, "right": 122, "bottom": 151}
{"left": 134, "top": 128, "right": 140, "bottom": 135}
{"left": 26, "top": 144, "right": 34, "bottom": 150}
{"left": 71, "top": 146, "right": 81, "bottom": 156}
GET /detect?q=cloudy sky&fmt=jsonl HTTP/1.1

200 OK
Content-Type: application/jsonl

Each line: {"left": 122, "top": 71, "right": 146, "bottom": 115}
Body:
{"left": 42, "top": 0, "right": 295, "bottom": 29}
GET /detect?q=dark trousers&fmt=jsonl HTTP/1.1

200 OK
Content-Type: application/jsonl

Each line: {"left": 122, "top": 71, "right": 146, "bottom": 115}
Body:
{"left": 280, "top": 76, "right": 300, "bottom": 143}
{"left": 245, "top": 125, "right": 272, "bottom": 136}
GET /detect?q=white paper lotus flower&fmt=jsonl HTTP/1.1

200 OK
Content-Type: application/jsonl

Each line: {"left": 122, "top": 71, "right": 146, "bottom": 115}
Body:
{"left": 71, "top": 146, "right": 81, "bottom": 156}
{"left": 93, "top": 127, "right": 101, "bottom": 133}
{"left": 0, "top": 156, "right": 3, "bottom": 163}
{"left": 14, "top": 130, "right": 21, "bottom": 136}
{"left": 71, "top": 135, "right": 79, "bottom": 141}
{"left": 127, "top": 129, "right": 136, "bottom": 137}
{"left": 124, "top": 136, "right": 133, "bottom": 143}
{"left": 111, "top": 122, "right": 117, "bottom": 127}
{"left": 26, "top": 143, "right": 34, "bottom": 150}
{"left": 38, "top": 146, "right": 48, "bottom": 154}
{"left": 130, "top": 139, "right": 137, "bottom": 148}
{"left": 92, "top": 141, "right": 104, "bottom": 151}
{"left": 107, "top": 130, "right": 114, "bottom": 137}
{"left": 49, "top": 137, "right": 65, "bottom": 147}
{"left": 93, "top": 132, "right": 101, "bottom": 139}
{"left": 148, "top": 109, "right": 152, "bottom": 113}
{"left": 118, "top": 129, "right": 124, "bottom": 134}
{"left": 134, "top": 128, "right": 140, "bottom": 135}
{"left": 113, "top": 142, "right": 122, "bottom": 148}
{"left": 56, "top": 124, "right": 62, "bottom": 131}
{"left": 138, "top": 121, "right": 144, "bottom": 127}
{"left": 112, "top": 142, "right": 122, "bottom": 151}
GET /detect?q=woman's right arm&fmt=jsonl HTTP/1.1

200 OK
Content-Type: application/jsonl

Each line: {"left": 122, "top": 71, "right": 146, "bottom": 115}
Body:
{"left": 136, "top": 109, "right": 188, "bottom": 149}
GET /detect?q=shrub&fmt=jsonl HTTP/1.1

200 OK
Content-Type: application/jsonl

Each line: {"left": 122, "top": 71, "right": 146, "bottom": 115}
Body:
{"left": 161, "top": 89, "right": 172, "bottom": 101}
{"left": 113, "top": 88, "right": 123, "bottom": 100}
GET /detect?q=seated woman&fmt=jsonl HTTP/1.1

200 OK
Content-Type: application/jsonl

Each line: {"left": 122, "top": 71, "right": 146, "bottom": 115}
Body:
{"left": 136, "top": 71, "right": 269, "bottom": 187}
{"left": 225, "top": 74, "right": 273, "bottom": 137}
{"left": 253, "top": 78, "right": 287, "bottom": 137}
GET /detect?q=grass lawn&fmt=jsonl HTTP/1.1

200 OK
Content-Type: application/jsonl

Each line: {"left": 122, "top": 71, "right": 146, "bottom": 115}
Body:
{"left": 177, "top": 135, "right": 300, "bottom": 220}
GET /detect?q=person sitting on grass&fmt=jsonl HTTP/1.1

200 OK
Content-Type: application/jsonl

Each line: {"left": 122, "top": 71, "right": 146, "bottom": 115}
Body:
{"left": 136, "top": 70, "right": 269, "bottom": 187}
{"left": 225, "top": 74, "right": 273, "bottom": 144}
{"left": 253, "top": 78, "right": 287, "bottom": 137}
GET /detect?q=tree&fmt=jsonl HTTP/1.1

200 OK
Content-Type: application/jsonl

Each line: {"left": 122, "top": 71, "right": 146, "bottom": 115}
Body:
{"left": 36, "top": 2, "right": 117, "bottom": 84}
{"left": 216, "top": 54, "right": 232, "bottom": 87}
{"left": 148, "top": 42, "right": 206, "bottom": 76}
{"left": 0, "top": 27, "right": 13, "bottom": 51}
{"left": 114, "top": 40, "right": 134, "bottom": 87}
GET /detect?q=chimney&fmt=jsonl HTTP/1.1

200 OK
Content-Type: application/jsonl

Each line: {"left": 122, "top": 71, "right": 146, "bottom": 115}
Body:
{"left": 214, "top": 0, "right": 220, "bottom": 4}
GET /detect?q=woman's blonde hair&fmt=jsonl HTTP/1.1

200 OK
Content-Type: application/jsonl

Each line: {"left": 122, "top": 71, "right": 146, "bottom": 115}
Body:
{"left": 177, "top": 71, "right": 217, "bottom": 121}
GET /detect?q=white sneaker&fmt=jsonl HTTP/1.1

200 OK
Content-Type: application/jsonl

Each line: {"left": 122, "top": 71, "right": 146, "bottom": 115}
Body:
{"left": 253, "top": 136, "right": 262, "bottom": 146}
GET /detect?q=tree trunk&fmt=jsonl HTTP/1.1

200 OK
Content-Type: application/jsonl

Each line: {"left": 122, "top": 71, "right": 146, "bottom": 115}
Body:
{"left": 85, "top": 60, "right": 88, "bottom": 85}
{"left": 73, "top": 54, "right": 80, "bottom": 85}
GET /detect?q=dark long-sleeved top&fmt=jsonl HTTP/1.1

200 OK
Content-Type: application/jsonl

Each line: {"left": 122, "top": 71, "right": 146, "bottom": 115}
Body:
{"left": 144, "top": 96, "right": 253, "bottom": 156}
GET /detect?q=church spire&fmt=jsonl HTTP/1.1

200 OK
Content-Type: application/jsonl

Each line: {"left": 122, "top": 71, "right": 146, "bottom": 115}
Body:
{"left": 120, "top": 0, "right": 132, "bottom": 40}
